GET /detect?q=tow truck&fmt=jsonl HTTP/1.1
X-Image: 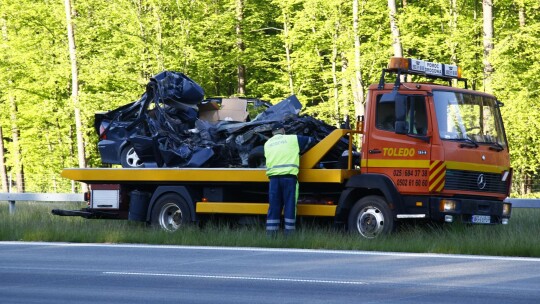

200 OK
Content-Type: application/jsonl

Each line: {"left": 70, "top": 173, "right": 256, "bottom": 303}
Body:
{"left": 53, "top": 57, "right": 512, "bottom": 238}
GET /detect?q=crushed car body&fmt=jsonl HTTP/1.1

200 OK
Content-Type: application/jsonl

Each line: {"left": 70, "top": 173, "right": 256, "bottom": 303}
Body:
{"left": 96, "top": 71, "right": 354, "bottom": 168}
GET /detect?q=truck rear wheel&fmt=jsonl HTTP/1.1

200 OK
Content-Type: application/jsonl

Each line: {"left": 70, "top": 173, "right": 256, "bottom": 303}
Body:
{"left": 348, "top": 195, "right": 394, "bottom": 238}
{"left": 151, "top": 193, "right": 192, "bottom": 231}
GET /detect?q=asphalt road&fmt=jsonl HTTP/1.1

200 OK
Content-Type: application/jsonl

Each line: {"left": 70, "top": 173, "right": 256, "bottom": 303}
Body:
{"left": 0, "top": 242, "right": 539, "bottom": 304}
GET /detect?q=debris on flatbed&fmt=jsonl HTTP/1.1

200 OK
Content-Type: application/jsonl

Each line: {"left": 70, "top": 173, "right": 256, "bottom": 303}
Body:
{"left": 96, "top": 71, "right": 353, "bottom": 168}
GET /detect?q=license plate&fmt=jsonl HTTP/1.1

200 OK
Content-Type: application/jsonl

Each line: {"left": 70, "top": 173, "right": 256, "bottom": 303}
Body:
{"left": 472, "top": 215, "right": 491, "bottom": 224}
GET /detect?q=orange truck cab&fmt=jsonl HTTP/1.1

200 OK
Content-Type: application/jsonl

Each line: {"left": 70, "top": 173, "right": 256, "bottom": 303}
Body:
{"left": 336, "top": 57, "right": 512, "bottom": 237}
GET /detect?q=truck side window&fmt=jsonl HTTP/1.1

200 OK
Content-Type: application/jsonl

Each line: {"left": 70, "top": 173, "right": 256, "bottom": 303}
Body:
{"left": 408, "top": 96, "right": 428, "bottom": 135}
{"left": 376, "top": 95, "right": 427, "bottom": 135}
{"left": 375, "top": 96, "right": 396, "bottom": 132}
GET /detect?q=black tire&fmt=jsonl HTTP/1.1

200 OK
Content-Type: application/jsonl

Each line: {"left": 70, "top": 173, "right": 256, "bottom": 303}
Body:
{"left": 347, "top": 195, "right": 394, "bottom": 239}
{"left": 151, "top": 193, "right": 192, "bottom": 231}
{"left": 247, "top": 145, "right": 266, "bottom": 168}
{"left": 120, "top": 145, "right": 144, "bottom": 168}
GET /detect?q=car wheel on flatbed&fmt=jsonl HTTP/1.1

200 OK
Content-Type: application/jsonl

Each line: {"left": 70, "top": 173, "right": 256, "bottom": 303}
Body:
{"left": 348, "top": 195, "right": 394, "bottom": 238}
{"left": 151, "top": 193, "right": 192, "bottom": 231}
{"left": 121, "top": 145, "right": 144, "bottom": 168}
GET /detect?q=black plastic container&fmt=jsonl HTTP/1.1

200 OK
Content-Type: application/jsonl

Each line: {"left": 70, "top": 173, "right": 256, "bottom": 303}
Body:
{"left": 128, "top": 190, "right": 151, "bottom": 221}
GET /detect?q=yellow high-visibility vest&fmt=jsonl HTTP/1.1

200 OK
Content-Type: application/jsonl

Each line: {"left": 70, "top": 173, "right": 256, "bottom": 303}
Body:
{"left": 264, "top": 134, "right": 299, "bottom": 177}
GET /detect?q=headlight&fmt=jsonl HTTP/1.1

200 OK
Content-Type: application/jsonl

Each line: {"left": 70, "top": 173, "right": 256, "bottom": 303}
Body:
{"left": 439, "top": 199, "right": 457, "bottom": 212}
{"left": 502, "top": 203, "right": 511, "bottom": 216}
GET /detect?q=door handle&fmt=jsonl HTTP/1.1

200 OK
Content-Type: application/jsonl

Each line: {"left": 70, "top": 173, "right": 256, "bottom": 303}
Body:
{"left": 369, "top": 149, "right": 382, "bottom": 154}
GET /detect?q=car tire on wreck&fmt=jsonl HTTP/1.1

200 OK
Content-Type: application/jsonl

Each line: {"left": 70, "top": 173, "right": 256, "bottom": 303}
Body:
{"left": 120, "top": 145, "right": 144, "bottom": 168}
{"left": 247, "top": 146, "right": 266, "bottom": 168}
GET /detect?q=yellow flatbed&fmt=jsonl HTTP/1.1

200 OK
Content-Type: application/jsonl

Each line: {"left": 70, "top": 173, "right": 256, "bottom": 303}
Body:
{"left": 61, "top": 167, "right": 360, "bottom": 184}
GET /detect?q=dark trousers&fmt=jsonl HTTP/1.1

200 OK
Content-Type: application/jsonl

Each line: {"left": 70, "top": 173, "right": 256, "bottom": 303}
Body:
{"left": 266, "top": 176, "right": 298, "bottom": 233}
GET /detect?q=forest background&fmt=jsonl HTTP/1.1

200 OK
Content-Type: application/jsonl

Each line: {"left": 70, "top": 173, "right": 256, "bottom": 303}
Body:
{"left": 0, "top": 0, "right": 539, "bottom": 196}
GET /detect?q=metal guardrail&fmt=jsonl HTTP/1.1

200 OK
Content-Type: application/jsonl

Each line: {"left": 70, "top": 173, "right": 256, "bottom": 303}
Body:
{"left": 0, "top": 193, "right": 539, "bottom": 215}
{"left": 504, "top": 198, "right": 540, "bottom": 208}
{"left": 0, "top": 193, "right": 84, "bottom": 215}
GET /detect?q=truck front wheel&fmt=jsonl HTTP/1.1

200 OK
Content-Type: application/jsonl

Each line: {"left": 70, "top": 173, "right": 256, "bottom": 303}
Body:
{"left": 151, "top": 194, "right": 192, "bottom": 231}
{"left": 348, "top": 196, "right": 394, "bottom": 238}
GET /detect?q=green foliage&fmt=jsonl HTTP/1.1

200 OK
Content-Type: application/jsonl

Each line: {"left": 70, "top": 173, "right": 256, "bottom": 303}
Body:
{"left": 0, "top": 0, "right": 539, "bottom": 192}
{"left": 491, "top": 20, "right": 540, "bottom": 194}
{"left": 0, "top": 1, "right": 74, "bottom": 190}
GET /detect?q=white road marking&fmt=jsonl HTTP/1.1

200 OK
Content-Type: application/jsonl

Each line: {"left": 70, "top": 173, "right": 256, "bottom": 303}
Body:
{"left": 1, "top": 241, "right": 539, "bottom": 262}
{"left": 104, "top": 271, "right": 368, "bottom": 285}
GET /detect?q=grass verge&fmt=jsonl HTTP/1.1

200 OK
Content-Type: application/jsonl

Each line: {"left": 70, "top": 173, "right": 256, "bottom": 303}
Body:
{"left": 1, "top": 202, "right": 539, "bottom": 257}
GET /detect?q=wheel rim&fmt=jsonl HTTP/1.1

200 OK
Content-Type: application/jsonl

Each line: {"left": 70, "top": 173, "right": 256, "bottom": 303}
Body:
{"left": 356, "top": 206, "right": 385, "bottom": 238}
{"left": 126, "top": 147, "right": 143, "bottom": 167}
{"left": 159, "top": 203, "right": 183, "bottom": 231}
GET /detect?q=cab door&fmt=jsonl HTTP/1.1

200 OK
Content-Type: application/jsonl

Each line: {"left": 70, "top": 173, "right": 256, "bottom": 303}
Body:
{"left": 365, "top": 92, "right": 431, "bottom": 194}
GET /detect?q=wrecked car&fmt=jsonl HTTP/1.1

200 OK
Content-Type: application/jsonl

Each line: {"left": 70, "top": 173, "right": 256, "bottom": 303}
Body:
{"left": 96, "top": 71, "right": 354, "bottom": 169}
{"left": 96, "top": 71, "right": 204, "bottom": 168}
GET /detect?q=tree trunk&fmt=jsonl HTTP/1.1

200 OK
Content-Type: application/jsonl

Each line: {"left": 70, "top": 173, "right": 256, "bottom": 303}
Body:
{"left": 64, "top": 0, "right": 87, "bottom": 192}
{"left": 388, "top": 0, "right": 403, "bottom": 58}
{"left": 331, "top": 24, "right": 339, "bottom": 127}
{"left": 518, "top": 2, "right": 526, "bottom": 27}
{"left": 482, "top": 0, "right": 494, "bottom": 90}
{"left": 449, "top": 0, "right": 458, "bottom": 64}
{"left": 283, "top": 12, "right": 294, "bottom": 95}
{"left": 2, "top": 19, "right": 24, "bottom": 193}
{"left": 0, "top": 19, "right": 9, "bottom": 192}
{"left": 471, "top": 0, "right": 479, "bottom": 90}
{"left": 520, "top": 172, "right": 532, "bottom": 195}
{"left": 448, "top": 0, "right": 460, "bottom": 87}
{"left": 69, "top": 126, "right": 76, "bottom": 192}
{"left": 341, "top": 54, "right": 349, "bottom": 127}
{"left": 236, "top": 0, "right": 246, "bottom": 95}
{"left": 526, "top": 173, "right": 532, "bottom": 194}
{"left": 151, "top": 2, "right": 164, "bottom": 71}
{"left": 310, "top": 18, "right": 330, "bottom": 96}
{"left": 9, "top": 95, "right": 24, "bottom": 193}
{"left": 0, "top": 127, "right": 8, "bottom": 192}
{"left": 352, "top": 0, "right": 365, "bottom": 120}
{"left": 133, "top": 1, "right": 151, "bottom": 83}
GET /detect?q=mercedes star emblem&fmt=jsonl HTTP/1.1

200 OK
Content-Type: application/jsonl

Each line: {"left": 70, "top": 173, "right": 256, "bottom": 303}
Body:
{"left": 477, "top": 174, "right": 487, "bottom": 190}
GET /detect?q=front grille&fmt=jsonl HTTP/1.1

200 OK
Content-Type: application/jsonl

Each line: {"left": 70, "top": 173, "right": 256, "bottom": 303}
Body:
{"left": 445, "top": 170, "right": 508, "bottom": 194}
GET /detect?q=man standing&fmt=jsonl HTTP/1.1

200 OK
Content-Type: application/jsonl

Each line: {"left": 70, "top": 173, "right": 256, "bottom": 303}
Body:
{"left": 264, "top": 122, "right": 313, "bottom": 236}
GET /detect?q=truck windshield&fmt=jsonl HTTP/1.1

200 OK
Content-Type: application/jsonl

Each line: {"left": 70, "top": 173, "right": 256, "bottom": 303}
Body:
{"left": 433, "top": 90, "right": 506, "bottom": 146}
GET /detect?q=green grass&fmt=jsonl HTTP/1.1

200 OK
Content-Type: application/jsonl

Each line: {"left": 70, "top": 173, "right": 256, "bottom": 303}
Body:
{"left": 1, "top": 202, "right": 539, "bottom": 257}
